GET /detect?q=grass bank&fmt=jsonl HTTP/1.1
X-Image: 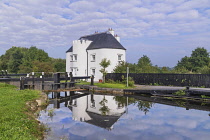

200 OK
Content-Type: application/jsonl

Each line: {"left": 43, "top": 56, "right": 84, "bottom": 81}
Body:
{"left": 0, "top": 83, "right": 44, "bottom": 140}
{"left": 76, "top": 81, "right": 133, "bottom": 89}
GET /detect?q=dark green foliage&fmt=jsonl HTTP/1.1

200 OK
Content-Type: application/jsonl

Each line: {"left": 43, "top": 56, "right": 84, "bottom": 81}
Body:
{"left": 113, "top": 56, "right": 162, "bottom": 74}
{"left": 99, "top": 58, "right": 111, "bottom": 83}
{"left": 52, "top": 58, "right": 66, "bottom": 72}
{"left": 114, "top": 47, "right": 210, "bottom": 74}
{"left": 0, "top": 46, "right": 66, "bottom": 73}
{"left": 137, "top": 55, "right": 152, "bottom": 67}
{"left": 121, "top": 75, "right": 135, "bottom": 87}
{"left": 175, "top": 47, "right": 210, "bottom": 73}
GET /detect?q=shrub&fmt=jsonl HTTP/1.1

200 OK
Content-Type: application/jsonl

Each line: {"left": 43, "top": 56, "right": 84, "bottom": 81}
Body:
{"left": 121, "top": 75, "right": 135, "bottom": 87}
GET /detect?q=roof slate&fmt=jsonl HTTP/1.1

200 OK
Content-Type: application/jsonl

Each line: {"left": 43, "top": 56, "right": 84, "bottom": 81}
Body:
{"left": 80, "top": 32, "right": 126, "bottom": 50}
{"left": 66, "top": 31, "right": 126, "bottom": 52}
{"left": 66, "top": 46, "right": 73, "bottom": 52}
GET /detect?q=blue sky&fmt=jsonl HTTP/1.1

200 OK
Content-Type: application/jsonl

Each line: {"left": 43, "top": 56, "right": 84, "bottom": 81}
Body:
{"left": 0, "top": 0, "right": 210, "bottom": 67}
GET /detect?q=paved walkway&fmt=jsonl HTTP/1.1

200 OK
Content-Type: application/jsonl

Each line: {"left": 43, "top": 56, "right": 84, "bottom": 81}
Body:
{"left": 124, "top": 85, "right": 210, "bottom": 95}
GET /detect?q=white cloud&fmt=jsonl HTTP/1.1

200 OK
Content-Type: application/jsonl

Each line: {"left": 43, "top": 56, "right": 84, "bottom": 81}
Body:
{"left": 0, "top": 0, "right": 210, "bottom": 66}
{"left": 168, "top": 10, "right": 199, "bottom": 20}
{"left": 176, "top": 0, "right": 210, "bottom": 11}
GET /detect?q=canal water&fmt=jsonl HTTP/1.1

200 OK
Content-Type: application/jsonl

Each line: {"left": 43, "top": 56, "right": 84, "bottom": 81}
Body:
{"left": 38, "top": 91, "right": 210, "bottom": 140}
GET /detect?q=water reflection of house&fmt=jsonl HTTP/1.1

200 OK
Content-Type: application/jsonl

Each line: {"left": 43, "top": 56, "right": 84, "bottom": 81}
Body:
{"left": 68, "top": 94, "right": 126, "bottom": 130}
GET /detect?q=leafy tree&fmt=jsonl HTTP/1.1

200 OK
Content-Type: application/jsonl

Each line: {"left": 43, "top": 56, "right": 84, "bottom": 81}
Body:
{"left": 52, "top": 58, "right": 66, "bottom": 72}
{"left": 137, "top": 55, "right": 152, "bottom": 67}
{"left": 99, "top": 58, "right": 111, "bottom": 83}
{"left": 176, "top": 56, "right": 192, "bottom": 71}
{"left": 198, "top": 65, "right": 210, "bottom": 74}
{"left": 175, "top": 47, "right": 210, "bottom": 72}
{"left": 8, "top": 48, "right": 24, "bottom": 73}
{"left": 0, "top": 46, "right": 64, "bottom": 73}
{"left": 113, "top": 61, "right": 136, "bottom": 73}
{"left": 32, "top": 61, "right": 54, "bottom": 72}
{"left": 190, "top": 47, "right": 209, "bottom": 71}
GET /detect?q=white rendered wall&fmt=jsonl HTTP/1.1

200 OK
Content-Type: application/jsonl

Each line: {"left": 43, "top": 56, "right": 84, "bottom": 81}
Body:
{"left": 86, "top": 95, "right": 126, "bottom": 116}
{"left": 87, "top": 48, "right": 126, "bottom": 81}
{"left": 66, "top": 52, "right": 72, "bottom": 72}
{"left": 66, "top": 40, "right": 92, "bottom": 76}
{"left": 71, "top": 96, "right": 91, "bottom": 122}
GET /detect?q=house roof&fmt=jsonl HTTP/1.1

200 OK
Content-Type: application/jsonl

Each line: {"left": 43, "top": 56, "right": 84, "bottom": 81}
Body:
{"left": 85, "top": 111, "right": 122, "bottom": 130}
{"left": 66, "top": 46, "right": 73, "bottom": 53}
{"left": 80, "top": 32, "right": 126, "bottom": 50}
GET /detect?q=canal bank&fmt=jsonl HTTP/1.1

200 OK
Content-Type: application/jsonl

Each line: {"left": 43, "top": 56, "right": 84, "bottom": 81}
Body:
{"left": 0, "top": 83, "right": 48, "bottom": 140}
{"left": 76, "top": 84, "right": 210, "bottom": 101}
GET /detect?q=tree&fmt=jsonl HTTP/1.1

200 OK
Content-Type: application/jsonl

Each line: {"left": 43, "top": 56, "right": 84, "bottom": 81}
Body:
{"left": 137, "top": 55, "right": 152, "bottom": 68}
{"left": 32, "top": 61, "right": 54, "bottom": 72}
{"left": 52, "top": 58, "right": 66, "bottom": 72}
{"left": 176, "top": 56, "right": 192, "bottom": 72}
{"left": 99, "top": 58, "right": 111, "bottom": 83}
{"left": 8, "top": 48, "right": 24, "bottom": 73}
{"left": 113, "top": 61, "right": 136, "bottom": 73}
{"left": 175, "top": 47, "right": 210, "bottom": 72}
{"left": 190, "top": 47, "right": 209, "bottom": 71}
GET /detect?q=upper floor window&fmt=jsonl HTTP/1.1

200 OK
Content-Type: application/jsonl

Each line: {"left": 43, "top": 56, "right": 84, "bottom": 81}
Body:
{"left": 118, "top": 54, "right": 122, "bottom": 61}
{"left": 70, "top": 54, "right": 77, "bottom": 62}
{"left": 70, "top": 55, "right": 73, "bottom": 61}
{"left": 91, "top": 54, "right": 96, "bottom": 62}
{"left": 74, "top": 54, "right": 77, "bottom": 61}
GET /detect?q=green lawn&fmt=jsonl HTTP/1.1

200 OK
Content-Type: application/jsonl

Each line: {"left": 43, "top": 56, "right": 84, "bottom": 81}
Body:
{"left": 76, "top": 81, "right": 133, "bottom": 89}
{"left": 0, "top": 83, "right": 43, "bottom": 140}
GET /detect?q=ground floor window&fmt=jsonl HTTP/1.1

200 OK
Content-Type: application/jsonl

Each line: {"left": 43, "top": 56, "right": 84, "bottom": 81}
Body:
{"left": 91, "top": 68, "right": 95, "bottom": 75}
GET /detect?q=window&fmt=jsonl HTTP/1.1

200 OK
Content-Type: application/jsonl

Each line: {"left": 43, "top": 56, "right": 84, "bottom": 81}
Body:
{"left": 74, "top": 54, "right": 77, "bottom": 61}
{"left": 70, "top": 54, "right": 77, "bottom": 61}
{"left": 91, "top": 69, "right": 95, "bottom": 75}
{"left": 74, "top": 68, "right": 78, "bottom": 75}
{"left": 70, "top": 55, "right": 73, "bottom": 61}
{"left": 90, "top": 101, "right": 96, "bottom": 108}
{"left": 118, "top": 54, "right": 122, "bottom": 61}
{"left": 91, "top": 54, "right": 96, "bottom": 62}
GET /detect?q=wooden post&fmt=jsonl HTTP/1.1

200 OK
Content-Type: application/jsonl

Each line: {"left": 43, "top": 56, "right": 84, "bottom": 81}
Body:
{"left": 69, "top": 72, "right": 75, "bottom": 87}
{"left": 65, "top": 72, "right": 68, "bottom": 88}
{"left": 54, "top": 98, "right": 60, "bottom": 109}
{"left": 54, "top": 92, "right": 60, "bottom": 98}
{"left": 91, "top": 75, "right": 94, "bottom": 86}
{"left": 20, "top": 77, "right": 24, "bottom": 90}
{"left": 24, "top": 77, "right": 28, "bottom": 89}
{"left": 54, "top": 73, "right": 60, "bottom": 90}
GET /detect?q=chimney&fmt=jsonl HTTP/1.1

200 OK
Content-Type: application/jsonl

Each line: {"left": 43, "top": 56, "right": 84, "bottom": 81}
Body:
{"left": 108, "top": 28, "right": 114, "bottom": 36}
{"left": 114, "top": 34, "right": 120, "bottom": 42}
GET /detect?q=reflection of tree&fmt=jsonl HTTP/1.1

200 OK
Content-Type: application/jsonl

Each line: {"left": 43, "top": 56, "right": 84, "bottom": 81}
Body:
{"left": 113, "top": 96, "right": 153, "bottom": 115}
{"left": 135, "top": 101, "right": 153, "bottom": 115}
{"left": 113, "top": 96, "right": 136, "bottom": 106}
{"left": 47, "top": 108, "right": 56, "bottom": 120}
{"left": 99, "top": 96, "right": 110, "bottom": 115}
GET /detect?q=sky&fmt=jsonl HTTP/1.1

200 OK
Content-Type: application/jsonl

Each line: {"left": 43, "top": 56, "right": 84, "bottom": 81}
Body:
{"left": 0, "top": 0, "right": 210, "bottom": 67}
